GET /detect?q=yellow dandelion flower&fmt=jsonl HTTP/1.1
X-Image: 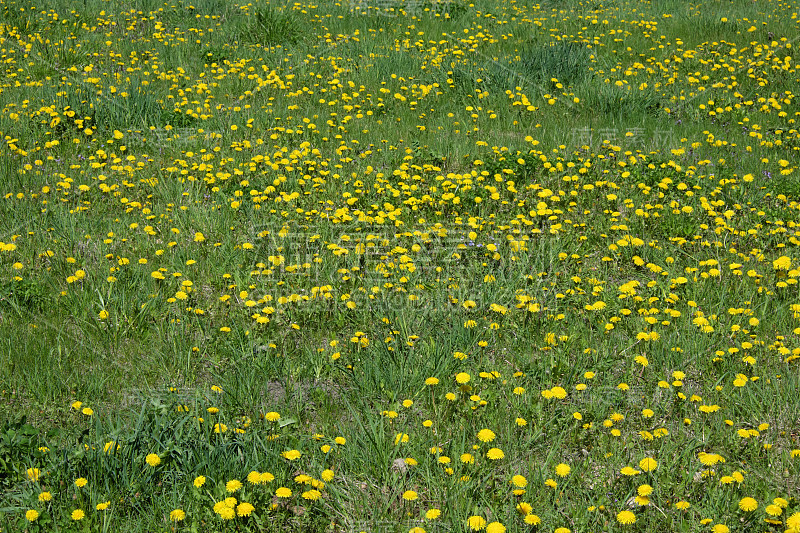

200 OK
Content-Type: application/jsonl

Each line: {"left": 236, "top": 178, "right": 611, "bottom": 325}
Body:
{"left": 517, "top": 502, "right": 532, "bottom": 515}
{"left": 697, "top": 452, "right": 724, "bottom": 466}
{"left": 739, "top": 497, "right": 757, "bottom": 512}
{"left": 486, "top": 448, "right": 504, "bottom": 460}
{"left": 486, "top": 522, "right": 505, "bottom": 533}
{"left": 765, "top": 504, "right": 783, "bottom": 517}
{"left": 26, "top": 468, "right": 40, "bottom": 482}
{"left": 774, "top": 256, "right": 791, "bottom": 270}
{"left": 282, "top": 449, "right": 302, "bottom": 460}
{"left": 524, "top": 514, "right": 541, "bottom": 525}
{"left": 467, "top": 515, "right": 487, "bottom": 531}
{"left": 555, "top": 463, "right": 571, "bottom": 477}
{"left": 617, "top": 510, "right": 636, "bottom": 524}
{"left": 620, "top": 466, "right": 640, "bottom": 476}
{"left": 426, "top": 508, "right": 441, "bottom": 519}
{"left": 477, "top": 429, "right": 496, "bottom": 442}
{"left": 638, "top": 457, "right": 657, "bottom": 472}
{"left": 300, "top": 489, "right": 322, "bottom": 501}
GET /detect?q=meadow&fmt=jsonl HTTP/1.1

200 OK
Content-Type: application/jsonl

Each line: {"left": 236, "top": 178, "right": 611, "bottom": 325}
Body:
{"left": 0, "top": 0, "right": 799, "bottom": 531}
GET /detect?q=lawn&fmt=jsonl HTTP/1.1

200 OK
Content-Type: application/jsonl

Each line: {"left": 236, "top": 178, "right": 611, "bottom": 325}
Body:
{"left": 0, "top": 0, "right": 799, "bottom": 531}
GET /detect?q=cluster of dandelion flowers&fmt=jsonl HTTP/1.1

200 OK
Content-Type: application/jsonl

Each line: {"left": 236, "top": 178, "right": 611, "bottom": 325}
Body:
{"left": 213, "top": 500, "right": 237, "bottom": 520}
{"left": 302, "top": 489, "right": 321, "bottom": 501}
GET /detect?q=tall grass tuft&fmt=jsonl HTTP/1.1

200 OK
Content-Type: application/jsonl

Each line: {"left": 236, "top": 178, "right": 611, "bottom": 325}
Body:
{"left": 239, "top": 6, "right": 304, "bottom": 47}
{"left": 514, "top": 41, "right": 593, "bottom": 89}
